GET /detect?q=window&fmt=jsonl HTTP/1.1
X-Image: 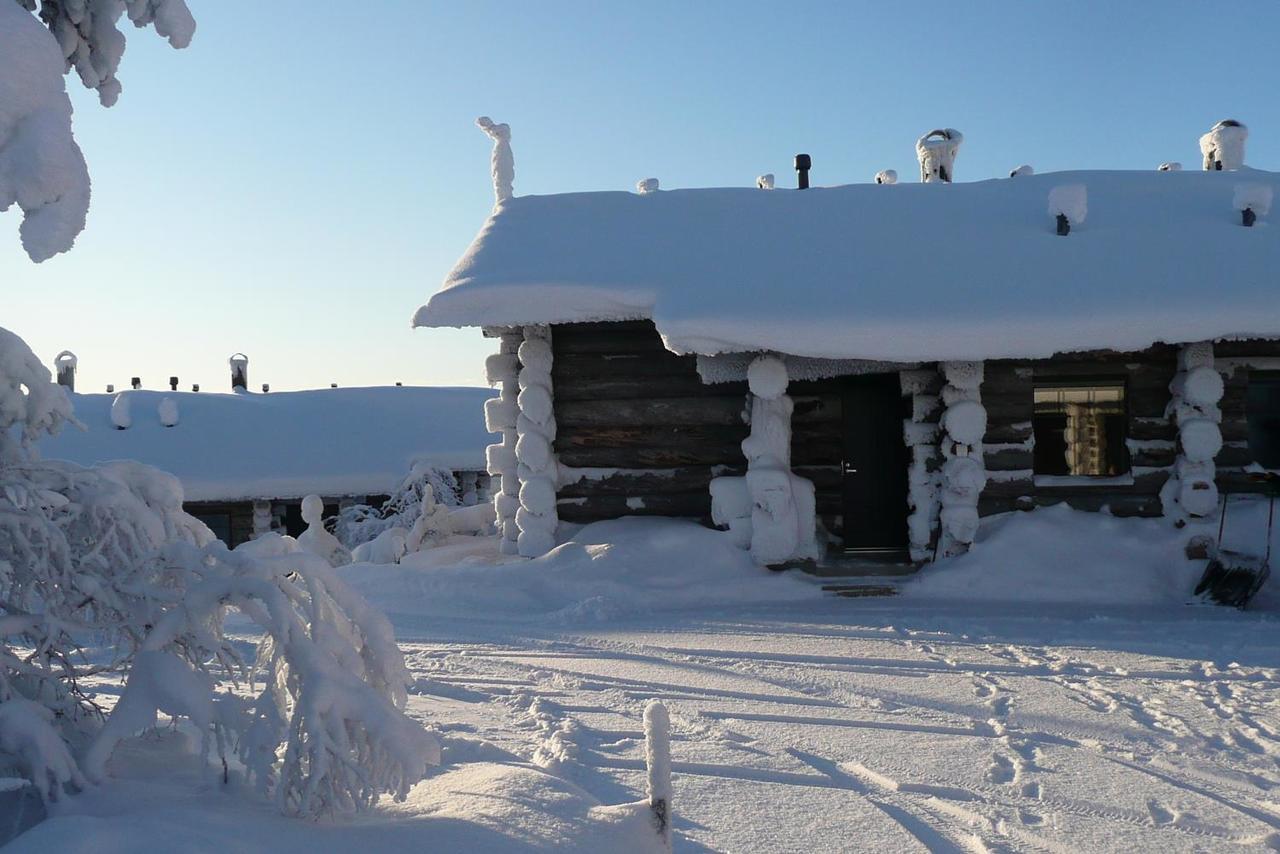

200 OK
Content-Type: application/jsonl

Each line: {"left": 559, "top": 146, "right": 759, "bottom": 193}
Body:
{"left": 1033, "top": 380, "right": 1129, "bottom": 479}
{"left": 1248, "top": 373, "right": 1280, "bottom": 469}
{"left": 193, "top": 513, "right": 232, "bottom": 545}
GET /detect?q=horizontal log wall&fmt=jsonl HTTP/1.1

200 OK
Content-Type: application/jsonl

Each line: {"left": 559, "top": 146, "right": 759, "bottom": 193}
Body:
{"left": 552, "top": 321, "right": 748, "bottom": 522}
{"left": 980, "top": 346, "right": 1179, "bottom": 518}
{"left": 789, "top": 378, "right": 845, "bottom": 540}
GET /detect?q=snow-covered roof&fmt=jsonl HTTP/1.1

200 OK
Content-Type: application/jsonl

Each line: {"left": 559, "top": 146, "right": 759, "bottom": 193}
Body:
{"left": 415, "top": 169, "right": 1280, "bottom": 362}
{"left": 39, "top": 386, "right": 494, "bottom": 502}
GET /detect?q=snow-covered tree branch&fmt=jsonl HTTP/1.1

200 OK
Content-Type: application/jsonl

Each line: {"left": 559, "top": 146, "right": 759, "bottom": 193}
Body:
{"left": 2, "top": 0, "right": 195, "bottom": 261}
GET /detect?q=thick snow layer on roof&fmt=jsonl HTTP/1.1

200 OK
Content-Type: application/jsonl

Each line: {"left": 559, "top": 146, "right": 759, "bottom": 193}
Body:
{"left": 38, "top": 386, "right": 494, "bottom": 502}
{"left": 415, "top": 169, "right": 1280, "bottom": 361}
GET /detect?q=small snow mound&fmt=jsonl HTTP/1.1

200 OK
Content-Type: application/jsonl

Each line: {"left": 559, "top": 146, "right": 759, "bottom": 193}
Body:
{"left": 1233, "top": 183, "right": 1272, "bottom": 216}
{"left": 110, "top": 392, "right": 132, "bottom": 429}
{"left": 747, "top": 356, "right": 788, "bottom": 400}
{"left": 636, "top": 178, "right": 660, "bottom": 195}
{"left": 1048, "top": 184, "right": 1088, "bottom": 223}
{"left": 756, "top": 174, "right": 775, "bottom": 190}
{"left": 1009, "top": 164, "right": 1034, "bottom": 177}
{"left": 157, "top": 397, "right": 178, "bottom": 427}
{"left": 1158, "top": 162, "right": 1183, "bottom": 172}
{"left": 874, "top": 169, "right": 898, "bottom": 185}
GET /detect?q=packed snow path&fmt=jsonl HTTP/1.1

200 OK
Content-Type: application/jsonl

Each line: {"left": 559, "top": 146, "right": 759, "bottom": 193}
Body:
{"left": 395, "top": 603, "right": 1280, "bottom": 852}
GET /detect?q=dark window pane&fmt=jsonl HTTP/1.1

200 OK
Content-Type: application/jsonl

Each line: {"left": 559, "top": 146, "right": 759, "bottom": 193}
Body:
{"left": 1032, "top": 381, "right": 1129, "bottom": 477}
{"left": 1248, "top": 374, "right": 1280, "bottom": 468}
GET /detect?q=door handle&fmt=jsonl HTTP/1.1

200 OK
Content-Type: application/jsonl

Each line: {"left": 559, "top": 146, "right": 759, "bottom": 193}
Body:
{"left": 842, "top": 462, "right": 858, "bottom": 475}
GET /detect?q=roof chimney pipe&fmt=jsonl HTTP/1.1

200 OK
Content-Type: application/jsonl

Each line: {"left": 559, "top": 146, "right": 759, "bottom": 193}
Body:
{"left": 169, "top": 376, "right": 178, "bottom": 391}
{"left": 131, "top": 377, "right": 141, "bottom": 390}
{"left": 794, "top": 154, "right": 811, "bottom": 190}
{"left": 1200, "top": 120, "right": 1247, "bottom": 171}
{"left": 230, "top": 353, "right": 249, "bottom": 392}
{"left": 54, "top": 351, "right": 77, "bottom": 392}
{"left": 916, "top": 129, "right": 964, "bottom": 183}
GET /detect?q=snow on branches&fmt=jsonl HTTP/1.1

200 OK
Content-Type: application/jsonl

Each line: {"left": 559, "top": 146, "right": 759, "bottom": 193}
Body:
{"left": 0, "top": 3, "right": 90, "bottom": 262}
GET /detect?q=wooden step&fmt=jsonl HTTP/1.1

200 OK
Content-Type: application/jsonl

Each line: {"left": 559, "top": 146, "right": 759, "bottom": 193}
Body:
{"left": 822, "top": 584, "right": 900, "bottom": 598}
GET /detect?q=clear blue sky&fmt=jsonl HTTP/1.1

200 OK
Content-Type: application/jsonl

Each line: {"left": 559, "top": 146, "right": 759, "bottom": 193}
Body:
{"left": 4, "top": 1, "right": 1279, "bottom": 393}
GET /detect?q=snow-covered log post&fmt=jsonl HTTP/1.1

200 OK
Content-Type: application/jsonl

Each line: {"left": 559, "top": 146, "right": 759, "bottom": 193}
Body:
{"left": 1200, "top": 120, "right": 1247, "bottom": 171}
{"left": 644, "top": 700, "right": 673, "bottom": 853}
{"left": 229, "top": 353, "right": 248, "bottom": 392}
{"left": 1233, "top": 183, "right": 1272, "bottom": 228}
{"left": 515, "top": 326, "right": 559, "bottom": 557}
{"left": 938, "top": 361, "right": 987, "bottom": 557}
{"left": 1049, "top": 184, "right": 1086, "bottom": 237}
{"left": 485, "top": 331, "right": 523, "bottom": 555}
{"left": 1161, "top": 342, "right": 1224, "bottom": 521}
{"left": 901, "top": 369, "right": 943, "bottom": 562}
{"left": 252, "top": 500, "right": 273, "bottom": 539}
{"left": 54, "top": 351, "right": 76, "bottom": 391}
{"left": 875, "top": 169, "right": 898, "bottom": 185}
{"left": 738, "top": 357, "right": 818, "bottom": 564}
{"left": 916, "top": 129, "right": 963, "bottom": 183}
{"left": 476, "top": 116, "right": 514, "bottom": 204}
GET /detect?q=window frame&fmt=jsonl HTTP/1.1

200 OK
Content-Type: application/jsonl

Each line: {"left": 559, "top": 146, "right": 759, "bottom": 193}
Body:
{"left": 1030, "top": 374, "right": 1133, "bottom": 487}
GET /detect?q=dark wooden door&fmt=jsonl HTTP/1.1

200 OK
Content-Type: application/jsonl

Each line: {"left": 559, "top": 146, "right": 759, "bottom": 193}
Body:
{"left": 840, "top": 374, "right": 910, "bottom": 552}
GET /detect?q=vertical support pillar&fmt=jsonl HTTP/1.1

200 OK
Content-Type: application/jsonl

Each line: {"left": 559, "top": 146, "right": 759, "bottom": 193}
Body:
{"left": 901, "top": 368, "right": 943, "bottom": 562}
{"left": 485, "top": 330, "right": 523, "bottom": 555}
{"left": 252, "top": 500, "right": 273, "bottom": 540}
{"left": 938, "top": 361, "right": 987, "bottom": 557}
{"left": 1162, "top": 342, "right": 1223, "bottom": 521}
{"left": 514, "top": 325, "right": 559, "bottom": 557}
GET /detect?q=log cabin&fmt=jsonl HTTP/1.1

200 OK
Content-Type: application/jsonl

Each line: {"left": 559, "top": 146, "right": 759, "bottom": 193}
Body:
{"left": 40, "top": 385, "right": 494, "bottom": 547}
{"left": 415, "top": 150, "right": 1280, "bottom": 568}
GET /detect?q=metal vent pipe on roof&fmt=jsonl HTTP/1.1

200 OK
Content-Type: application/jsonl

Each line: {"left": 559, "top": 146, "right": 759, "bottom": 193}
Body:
{"left": 54, "top": 351, "right": 77, "bottom": 391}
{"left": 131, "top": 377, "right": 141, "bottom": 390}
{"left": 230, "top": 353, "right": 249, "bottom": 392}
{"left": 794, "top": 154, "right": 811, "bottom": 190}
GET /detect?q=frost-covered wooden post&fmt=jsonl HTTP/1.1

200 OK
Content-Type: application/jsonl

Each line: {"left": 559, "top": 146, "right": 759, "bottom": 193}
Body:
{"left": 644, "top": 700, "right": 673, "bottom": 853}
{"left": 1161, "top": 342, "right": 1223, "bottom": 521}
{"left": 916, "top": 128, "right": 963, "bottom": 183}
{"left": 938, "top": 361, "right": 987, "bottom": 557}
{"left": 54, "top": 350, "right": 76, "bottom": 391}
{"left": 485, "top": 330, "right": 523, "bottom": 555}
{"left": 1200, "top": 119, "right": 1247, "bottom": 171}
{"left": 515, "top": 325, "right": 559, "bottom": 557}
{"left": 229, "top": 353, "right": 248, "bottom": 392}
{"left": 901, "top": 369, "right": 943, "bottom": 562}
{"left": 476, "top": 116, "right": 514, "bottom": 205}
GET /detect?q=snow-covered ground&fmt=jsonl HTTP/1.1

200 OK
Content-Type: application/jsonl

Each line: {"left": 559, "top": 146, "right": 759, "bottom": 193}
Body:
{"left": 11, "top": 515, "right": 1280, "bottom": 852}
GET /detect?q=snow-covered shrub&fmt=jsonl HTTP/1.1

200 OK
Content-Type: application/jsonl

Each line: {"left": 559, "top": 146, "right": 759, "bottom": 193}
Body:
{"left": 335, "top": 462, "right": 461, "bottom": 551}
{"left": 1, "top": 326, "right": 436, "bottom": 816}
{"left": 84, "top": 533, "right": 441, "bottom": 816}
{"left": 4, "top": 1, "right": 194, "bottom": 261}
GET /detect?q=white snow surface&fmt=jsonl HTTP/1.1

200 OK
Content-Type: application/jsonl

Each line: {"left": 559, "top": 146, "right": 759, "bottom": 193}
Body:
{"left": 416, "top": 169, "right": 1280, "bottom": 361}
{"left": 12, "top": 509, "right": 1280, "bottom": 852}
{"left": 37, "top": 386, "right": 494, "bottom": 502}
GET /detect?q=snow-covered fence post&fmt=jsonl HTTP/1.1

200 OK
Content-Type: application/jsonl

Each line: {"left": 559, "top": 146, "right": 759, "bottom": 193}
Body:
{"left": 229, "top": 353, "right": 248, "bottom": 392}
{"left": 1161, "top": 342, "right": 1223, "bottom": 521}
{"left": 644, "top": 700, "right": 673, "bottom": 853}
{"left": 938, "top": 361, "right": 987, "bottom": 557}
{"left": 515, "top": 325, "right": 559, "bottom": 557}
{"left": 476, "top": 116, "right": 514, "bottom": 204}
{"left": 916, "top": 129, "right": 963, "bottom": 183}
{"left": 252, "top": 500, "right": 273, "bottom": 539}
{"left": 54, "top": 351, "right": 77, "bottom": 391}
{"left": 1048, "top": 184, "right": 1086, "bottom": 237}
{"left": 740, "top": 357, "right": 818, "bottom": 565}
{"left": 1200, "top": 120, "right": 1247, "bottom": 171}
{"left": 485, "top": 330, "right": 523, "bottom": 555}
{"left": 901, "top": 369, "right": 944, "bottom": 562}
{"left": 1233, "top": 183, "right": 1271, "bottom": 228}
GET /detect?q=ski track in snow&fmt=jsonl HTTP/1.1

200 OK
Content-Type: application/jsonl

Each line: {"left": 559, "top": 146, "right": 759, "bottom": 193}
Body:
{"left": 389, "top": 607, "right": 1280, "bottom": 852}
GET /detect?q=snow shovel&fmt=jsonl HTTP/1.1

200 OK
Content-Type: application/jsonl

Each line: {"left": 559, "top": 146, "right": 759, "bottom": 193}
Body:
{"left": 1194, "top": 473, "right": 1276, "bottom": 608}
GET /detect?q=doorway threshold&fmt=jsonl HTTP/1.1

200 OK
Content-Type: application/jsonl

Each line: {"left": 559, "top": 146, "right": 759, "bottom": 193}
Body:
{"left": 800, "top": 547, "right": 917, "bottom": 579}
